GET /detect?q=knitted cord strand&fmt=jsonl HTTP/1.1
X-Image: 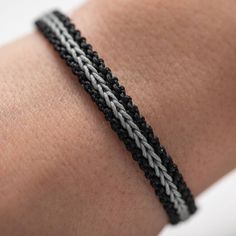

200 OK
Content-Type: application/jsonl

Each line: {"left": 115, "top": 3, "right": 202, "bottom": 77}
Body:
{"left": 43, "top": 14, "right": 189, "bottom": 219}
{"left": 35, "top": 19, "right": 180, "bottom": 224}
{"left": 52, "top": 10, "right": 197, "bottom": 214}
{"left": 40, "top": 13, "right": 190, "bottom": 221}
{"left": 43, "top": 14, "right": 192, "bottom": 220}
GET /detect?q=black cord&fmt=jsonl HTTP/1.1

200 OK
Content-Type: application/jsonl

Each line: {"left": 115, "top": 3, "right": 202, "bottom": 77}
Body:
{"left": 52, "top": 10, "right": 197, "bottom": 215}
{"left": 35, "top": 19, "right": 180, "bottom": 224}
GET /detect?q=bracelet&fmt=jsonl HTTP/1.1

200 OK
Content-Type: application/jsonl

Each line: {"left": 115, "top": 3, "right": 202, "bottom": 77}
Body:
{"left": 52, "top": 10, "right": 197, "bottom": 217}
{"left": 35, "top": 10, "right": 196, "bottom": 224}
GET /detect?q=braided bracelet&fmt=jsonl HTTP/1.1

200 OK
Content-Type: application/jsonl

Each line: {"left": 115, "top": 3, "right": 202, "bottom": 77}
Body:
{"left": 35, "top": 10, "right": 196, "bottom": 224}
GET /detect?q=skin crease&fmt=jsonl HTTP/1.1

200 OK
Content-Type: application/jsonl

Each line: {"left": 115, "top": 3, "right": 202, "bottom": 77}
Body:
{"left": 0, "top": 0, "right": 236, "bottom": 235}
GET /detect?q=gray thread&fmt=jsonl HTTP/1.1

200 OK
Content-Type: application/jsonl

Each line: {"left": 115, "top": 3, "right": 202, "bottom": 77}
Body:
{"left": 44, "top": 13, "right": 189, "bottom": 220}
{"left": 42, "top": 13, "right": 190, "bottom": 221}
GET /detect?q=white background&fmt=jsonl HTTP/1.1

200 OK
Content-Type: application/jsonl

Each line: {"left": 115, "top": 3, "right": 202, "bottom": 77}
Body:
{"left": 0, "top": 1, "right": 235, "bottom": 235}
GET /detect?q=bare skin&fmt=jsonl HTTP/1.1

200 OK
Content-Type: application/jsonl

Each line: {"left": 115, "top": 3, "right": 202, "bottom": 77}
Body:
{"left": 0, "top": 0, "right": 235, "bottom": 235}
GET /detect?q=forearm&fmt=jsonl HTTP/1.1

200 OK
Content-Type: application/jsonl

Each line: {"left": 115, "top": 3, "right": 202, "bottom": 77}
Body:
{"left": 0, "top": 0, "right": 236, "bottom": 235}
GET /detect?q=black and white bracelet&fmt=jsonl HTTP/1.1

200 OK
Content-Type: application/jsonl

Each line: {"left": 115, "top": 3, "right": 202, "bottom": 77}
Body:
{"left": 35, "top": 10, "right": 197, "bottom": 224}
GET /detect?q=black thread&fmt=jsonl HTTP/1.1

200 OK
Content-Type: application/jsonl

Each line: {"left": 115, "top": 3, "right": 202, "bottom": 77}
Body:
{"left": 52, "top": 10, "right": 197, "bottom": 215}
{"left": 35, "top": 19, "right": 181, "bottom": 224}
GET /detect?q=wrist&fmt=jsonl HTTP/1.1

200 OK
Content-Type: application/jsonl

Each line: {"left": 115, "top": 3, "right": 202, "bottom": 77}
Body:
{"left": 0, "top": 1, "right": 235, "bottom": 235}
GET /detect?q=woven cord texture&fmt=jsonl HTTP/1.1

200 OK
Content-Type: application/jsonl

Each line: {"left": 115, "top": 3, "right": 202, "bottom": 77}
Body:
{"left": 35, "top": 19, "right": 180, "bottom": 224}
{"left": 43, "top": 13, "right": 190, "bottom": 221}
{"left": 52, "top": 10, "right": 196, "bottom": 215}
{"left": 35, "top": 9, "right": 199, "bottom": 222}
{"left": 39, "top": 13, "right": 189, "bottom": 221}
